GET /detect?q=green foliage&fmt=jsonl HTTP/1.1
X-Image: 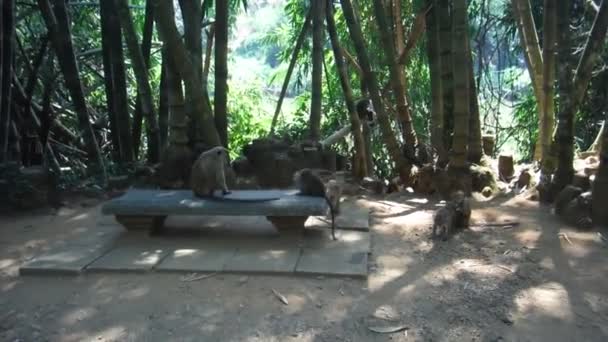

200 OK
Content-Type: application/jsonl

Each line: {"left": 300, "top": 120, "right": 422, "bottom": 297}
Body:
{"left": 505, "top": 91, "right": 538, "bottom": 162}
{"left": 227, "top": 81, "right": 270, "bottom": 158}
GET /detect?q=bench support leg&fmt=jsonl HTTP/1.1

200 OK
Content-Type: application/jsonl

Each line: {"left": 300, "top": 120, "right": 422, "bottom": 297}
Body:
{"left": 115, "top": 215, "right": 167, "bottom": 232}
{"left": 266, "top": 216, "right": 308, "bottom": 233}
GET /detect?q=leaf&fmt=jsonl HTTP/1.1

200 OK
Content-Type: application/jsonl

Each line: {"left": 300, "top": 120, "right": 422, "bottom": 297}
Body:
{"left": 367, "top": 325, "right": 409, "bottom": 334}
{"left": 271, "top": 288, "right": 289, "bottom": 305}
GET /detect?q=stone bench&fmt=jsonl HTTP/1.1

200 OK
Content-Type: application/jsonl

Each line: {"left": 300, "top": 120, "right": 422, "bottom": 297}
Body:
{"left": 101, "top": 189, "right": 329, "bottom": 233}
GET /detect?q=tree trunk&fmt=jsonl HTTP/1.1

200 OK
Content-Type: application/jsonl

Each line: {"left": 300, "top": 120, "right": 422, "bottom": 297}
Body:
{"left": 540, "top": 0, "right": 556, "bottom": 174}
{"left": 132, "top": 0, "right": 154, "bottom": 159}
{"left": 269, "top": 10, "right": 312, "bottom": 136}
{"left": 179, "top": 0, "right": 207, "bottom": 146}
{"left": 340, "top": 0, "right": 411, "bottom": 184}
{"left": 450, "top": 0, "right": 470, "bottom": 168}
{"left": 326, "top": 0, "right": 367, "bottom": 179}
{"left": 571, "top": 1, "right": 608, "bottom": 115}
{"left": 438, "top": 0, "right": 453, "bottom": 164}
{"left": 166, "top": 52, "right": 188, "bottom": 147}
{"left": 310, "top": 0, "right": 326, "bottom": 141}
{"left": 158, "top": 55, "right": 169, "bottom": 149}
{"left": 153, "top": 0, "right": 220, "bottom": 147}
{"left": 115, "top": 0, "right": 161, "bottom": 163}
{"left": 215, "top": 0, "right": 229, "bottom": 147}
{"left": 100, "top": 0, "right": 133, "bottom": 164}
{"left": 426, "top": 0, "right": 445, "bottom": 163}
{"left": 371, "top": 0, "right": 418, "bottom": 153}
{"left": 512, "top": 0, "right": 545, "bottom": 161}
{"left": 37, "top": 0, "right": 106, "bottom": 178}
{"left": 592, "top": 113, "right": 608, "bottom": 226}
{"left": 466, "top": 36, "right": 482, "bottom": 163}
{"left": 157, "top": 44, "right": 193, "bottom": 190}
{"left": 553, "top": 0, "right": 575, "bottom": 190}
{"left": 556, "top": 0, "right": 608, "bottom": 190}
{"left": 178, "top": 0, "right": 203, "bottom": 81}
{"left": 588, "top": 120, "right": 605, "bottom": 153}
{"left": 202, "top": 25, "right": 215, "bottom": 89}
{"left": 0, "top": 0, "right": 14, "bottom": 162}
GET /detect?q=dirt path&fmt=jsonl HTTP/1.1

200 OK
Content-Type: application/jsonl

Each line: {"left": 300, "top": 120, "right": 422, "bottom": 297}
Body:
{"left": 1, "top": 194, "right": 607, "bottom": 341}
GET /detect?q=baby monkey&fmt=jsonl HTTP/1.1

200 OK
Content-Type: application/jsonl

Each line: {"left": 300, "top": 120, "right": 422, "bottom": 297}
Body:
{"left": 294, "top": 168, "right": 341, "bottom": 240}
{"left": 190, "top": 146, "right": 231, "bottom": 198}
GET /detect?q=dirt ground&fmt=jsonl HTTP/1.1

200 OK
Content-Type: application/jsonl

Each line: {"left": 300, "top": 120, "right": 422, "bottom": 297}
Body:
{"left": 1, "top": 192, "right": 607, "bottom": 342}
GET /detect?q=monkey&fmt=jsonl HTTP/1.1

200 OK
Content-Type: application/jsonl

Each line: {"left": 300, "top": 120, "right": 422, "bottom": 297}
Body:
{"left": 355, "top": 98, "right": 376, "bottom": 127}
{"left": 325, "top": 179, "right": 342, "bottom": 214}
{"left": 432, "top": 191, "right": 471, "bottom": 241}
{"left": 450, "top": 191, "right": 471, "bottom": 229}
{"left": 560, "top": 191, "right": 593, "bottom": 230}
{"left": 554, "top": 185, "right": 583, "bottom": 215}
{"left": 294, "top": 168, "right": 340, "bottom": 240}
{"left": 432, "top": 204, "right": 456, "bottom": 241}
{"left": 190, "top": 146, "right": 232, "bottom": 198}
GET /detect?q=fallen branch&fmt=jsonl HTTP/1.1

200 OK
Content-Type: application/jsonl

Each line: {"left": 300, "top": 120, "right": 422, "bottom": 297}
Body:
{"left": 558, "top": 233, "right": 574, "bottom": 246}
{"left": 179, "top": 272, "right": 218, "bottom": 282}
{"left": 271, "top": 288, "right": 289, "bottom": 305}
{"left": 470, "top": 221, "right": 521, "bottom": 228}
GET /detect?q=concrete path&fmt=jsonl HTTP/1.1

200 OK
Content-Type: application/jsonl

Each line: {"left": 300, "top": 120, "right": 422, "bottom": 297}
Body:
{"left": 19, "top": 201, "right": 371, "bottom": 278}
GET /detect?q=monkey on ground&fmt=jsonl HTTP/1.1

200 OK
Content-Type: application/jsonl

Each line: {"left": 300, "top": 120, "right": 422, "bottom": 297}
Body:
{"left": 554, "top": 185, "right": 583, "bottom": 215}
{"left": 450, "top": 191, "right": 471, "bottom": 229}
{"left": 555, "top": 187, "right": 593, "bottom": 230}
{"left": 432, "top": 204, "right": 456, "bottom": 241}
{"left": 190, "top": 146, "right": 232, "bottom": 198}
{"left": 432, "top": 191, "right": 471, "bottom": 240}
{"left": 294, "top": 168, "right": 340, "bottom": 240}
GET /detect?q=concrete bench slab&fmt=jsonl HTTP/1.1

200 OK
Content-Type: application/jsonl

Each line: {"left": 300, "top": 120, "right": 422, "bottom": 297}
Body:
{"left": 101, "top": 189, "right": 330, "bottom": 233}
{"left": 102, "top": 189, "right": 328, "bottom": 217}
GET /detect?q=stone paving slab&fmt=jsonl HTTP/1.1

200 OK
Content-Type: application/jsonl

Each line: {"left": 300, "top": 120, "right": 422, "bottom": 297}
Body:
{"left": 224, "top": 246, "right": 301, "bottom": 275}
{"left": 20, "top": 209, "right": 370, "bottom": 278}
{"left": 86, "top": 245, "right": 170, "bottom": 273}
{"left": 19, "top": 244, "right": 112, "bottom": 276}
{"left": 301, "top": 229, "right": 371, "bottom": 252}
{"left": 156, "top": 246, "right": 237, "bottom": 273}
{"left": 296, "top": 247, "right": 368, "bottom": 278}
{"left": 305, "top": 202, "right": 370, "bottom": 231}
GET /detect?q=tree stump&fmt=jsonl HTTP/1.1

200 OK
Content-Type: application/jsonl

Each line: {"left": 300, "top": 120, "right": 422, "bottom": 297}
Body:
{"left": 498, "top": 154, "right": 515, "bottom": 181}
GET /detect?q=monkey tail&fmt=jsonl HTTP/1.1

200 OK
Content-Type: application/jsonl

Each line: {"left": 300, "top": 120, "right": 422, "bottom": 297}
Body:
{"left": 325, "top": 196, "right": 337, "bottom": 240}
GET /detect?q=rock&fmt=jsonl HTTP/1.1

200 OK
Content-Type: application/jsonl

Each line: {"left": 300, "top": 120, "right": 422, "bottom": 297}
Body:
{"left": 482, "top": 134, "right": 495, "bottom": 156}
{"left": 361, "top": 177, "right": 386, "bottom": 195}
{"left": 572, "top": 172, "right": 591, "bottom": 192}
{"left": 481, "top": 186, "right": 493, "bottom": 197}
{"left": 108, "top": 175, "right": 131, "bottom": 190}
{"left": 232, "top": 156, "right": 254, "bottom": 177}
{"left": 387, "top": 177, "right": 404, "bottom": 193}
{"left": 470, "top": 164, "right": 496, "bottom": 193}
{"left": 584, "top": 163, "right": 599, "bottom": 177}
{"left": 413, "top": 164, "right": 436, "bottom": 195}
{"left": 514, "top": 169, "right": 532, "bottom": 189}
{"left": 498, "top": 154, "right": 514, "bottom": 181}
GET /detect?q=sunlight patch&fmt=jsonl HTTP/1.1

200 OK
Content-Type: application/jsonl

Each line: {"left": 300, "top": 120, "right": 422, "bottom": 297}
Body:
{"left": 515, "top": 282, "right": 573, "bottom": 321}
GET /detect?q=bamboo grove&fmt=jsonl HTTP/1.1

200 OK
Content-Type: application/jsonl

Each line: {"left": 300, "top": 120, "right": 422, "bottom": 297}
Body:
{"left": 0, "top": 0, "right": 607, "bottom": 223}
